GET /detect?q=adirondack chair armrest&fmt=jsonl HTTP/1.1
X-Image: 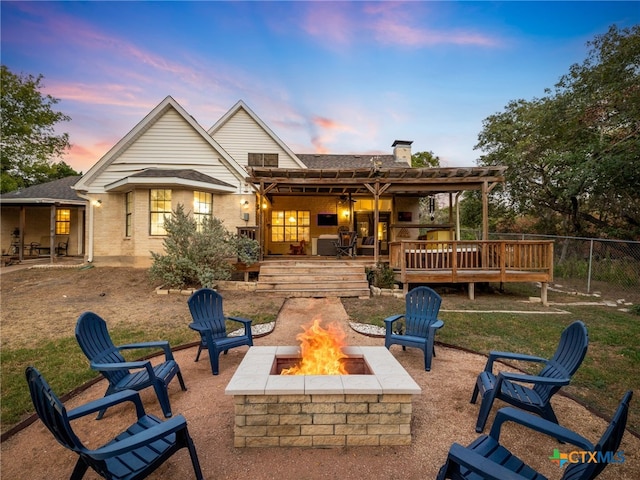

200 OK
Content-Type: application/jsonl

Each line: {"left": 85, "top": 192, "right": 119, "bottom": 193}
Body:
{"left": 441, "top": 443, "right": 528, "bottom": 480}
{"left": 497, "top": 371, "right": 570, "bottom": 387}
{"left": 383, "top": 314, "right": 404, "bottom": 325}
{"left": 89, "top": 415, "right": 189, "bottom": 460}
{"left": 118, "top": 341, "right": 174, "bottom": 360}
{"left": 227, "top": 316, "right": 252, "bottom": 327}
{"left": 484, "top": 351, "right": 548, "bottom": 372}
{"left": 188, "top": 323, "right": 209, "bottom": 333}
{"left": 489, "top": 407, "right": 594, "bottom": 450}
{"left": 91, "top": 359, "right": 155, "bottom": 378}
{"left": 228, "top": 316, "right": 252, "bottom": 335}
{"left": 67, "top": 389, "right": 145, "bottom": 421}
{"left": 430, "top": 319, "right": 444, "bottom": 330}
{"left": 384, "top": 315, "right": 405, "bottom": 335}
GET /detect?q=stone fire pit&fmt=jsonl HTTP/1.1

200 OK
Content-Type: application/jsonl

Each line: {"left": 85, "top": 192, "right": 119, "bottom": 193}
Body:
{"left": 225, "top": 346, "right": 421, "bottom": 447}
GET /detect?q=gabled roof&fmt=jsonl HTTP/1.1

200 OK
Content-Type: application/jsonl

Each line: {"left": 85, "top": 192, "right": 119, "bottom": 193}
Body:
{"left": 73, "top": 96, "right": 247, "bottom": 192}
{"left": 0, "top": 176, "right": 85, "bottom": 205}
{"left": 208, "top": 100, "right": 307, "bottom": 169}
{"left": 104, "top": 168, "right": 235, "bottom": 193}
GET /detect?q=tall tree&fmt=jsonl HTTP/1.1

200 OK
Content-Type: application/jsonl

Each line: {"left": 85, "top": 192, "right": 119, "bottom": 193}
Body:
{"left": 411, "top": 150, "right": 440, "bottom": 168}
{"left": 1, "top": 65, "right": 76, "bottom": 193}
{"left": 475, "top": 25, "right": 640, "bottom": 239}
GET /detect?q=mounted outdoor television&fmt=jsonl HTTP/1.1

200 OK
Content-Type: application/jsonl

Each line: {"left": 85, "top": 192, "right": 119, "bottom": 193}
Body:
{"left": 317, "top": 213, "right": 338, "bottom": 226}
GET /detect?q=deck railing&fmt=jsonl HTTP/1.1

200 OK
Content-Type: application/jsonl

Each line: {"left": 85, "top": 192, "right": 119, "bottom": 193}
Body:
{"left": 389, "top": 240, "right": 554, "bottom": 300}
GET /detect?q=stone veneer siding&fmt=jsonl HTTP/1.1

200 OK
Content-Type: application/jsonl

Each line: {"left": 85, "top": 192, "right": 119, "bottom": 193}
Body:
{"left": 233, "top": 393, "right": 413, "bottom": 447}
{"left": 226, "top": 346, "right": 421, "bottom": 448}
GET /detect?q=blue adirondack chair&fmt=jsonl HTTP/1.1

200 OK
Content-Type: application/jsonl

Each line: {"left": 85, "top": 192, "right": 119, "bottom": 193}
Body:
{"left": 187, "top": 288, "right": 253, "bottom": 375}
{"left": 25, "top": 366, "right": 203, "bottom": 480}
{"left": 471, "top": 320, "right": 589, "bottom": 433}
{"left": 438, "top": 390, "right": 632, "bottom": 480}
{"left": 75, "top": 311, "right": 186, "bottom": 419}
{"left": 384, "top": 286, "right": 444, "bottom": 371}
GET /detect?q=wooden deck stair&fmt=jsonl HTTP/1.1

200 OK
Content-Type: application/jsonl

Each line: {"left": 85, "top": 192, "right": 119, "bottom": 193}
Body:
{"left": 257, "top": 260, "right": 371, "bottom": 298}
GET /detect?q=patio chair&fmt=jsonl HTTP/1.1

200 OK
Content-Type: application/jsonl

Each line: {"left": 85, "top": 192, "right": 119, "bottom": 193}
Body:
{"left": 438, "top": 390, "right": 632, "bottom": 480}
{"left": 471, "top": 320, "right": 589, "bottom": 433}
{"left": 75, "top": 311, "right": 186, "bottom": 419}
{"left": 25, "top": 366, "right": 203, "bottom": 480}
{"left": 333, "top": 231, "right": 357, "bottom": 258}
{"left": 384, "top": 286, "right": 444, "bottom": 371}
{"left": 187, "top": 288, "right": 253, "bottom": 375}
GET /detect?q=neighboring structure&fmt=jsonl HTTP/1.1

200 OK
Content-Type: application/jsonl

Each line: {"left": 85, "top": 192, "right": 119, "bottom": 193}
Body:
{"left": 0, "top": 176, "right": 85, "bottom": 262}
{"left": 2, "top": 96, "right": 504, "bottom": 267}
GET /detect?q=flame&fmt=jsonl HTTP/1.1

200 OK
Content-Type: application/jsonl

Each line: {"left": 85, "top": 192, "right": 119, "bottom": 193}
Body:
{"left": 280, "top": 317, "right": 348, "bottom": 375}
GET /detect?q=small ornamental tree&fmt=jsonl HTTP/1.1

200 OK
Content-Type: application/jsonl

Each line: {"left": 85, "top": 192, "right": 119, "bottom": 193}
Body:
{"left": 149, "top": 204, "right": 259, "bottom": 289}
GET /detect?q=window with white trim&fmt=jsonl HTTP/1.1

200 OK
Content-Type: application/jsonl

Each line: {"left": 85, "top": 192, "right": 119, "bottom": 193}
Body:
{"left": 125, "top": 192, "right": 133, "bottom": 237}
{"left": 55, "top": 209, "right": 70, "bottom": 235}
{"left": 271, "top": 210, "right": 310, "bottom": 242}
{"left": 193, "top": 191, "right": 212, "bottom": 231}
{"left": 150, "top": 189, "right": 172, "bottom": 235}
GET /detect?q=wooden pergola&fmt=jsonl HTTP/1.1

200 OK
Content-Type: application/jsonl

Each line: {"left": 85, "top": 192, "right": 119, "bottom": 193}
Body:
{"left": 247, "top": 165, "right": 507, "bottom": 262}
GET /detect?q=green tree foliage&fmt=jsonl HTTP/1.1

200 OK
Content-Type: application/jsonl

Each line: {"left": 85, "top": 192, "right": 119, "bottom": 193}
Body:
{"left": 1, "top": 65, "right": 76, "bottom": 193}
{"left": 474, "top": 25, "right": 640, "bottom": 239}
{"left": 149, "top": 204, "right": 260, "bottom": 289}
{"left": 412, "top": 151, "right": 442, "bottom": 220}
{"left": 411, "top": 150, "right": 440, "bottom": 168}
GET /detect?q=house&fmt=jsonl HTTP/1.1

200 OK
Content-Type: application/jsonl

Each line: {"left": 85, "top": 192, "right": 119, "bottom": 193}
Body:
{"left": 2, "top": 96, "right": 506, "bottom": 269}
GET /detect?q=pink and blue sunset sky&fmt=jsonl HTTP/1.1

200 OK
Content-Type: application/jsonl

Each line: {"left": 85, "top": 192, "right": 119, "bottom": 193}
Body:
{"left": 2, "top": 1, "right": 638, "bottom": 172}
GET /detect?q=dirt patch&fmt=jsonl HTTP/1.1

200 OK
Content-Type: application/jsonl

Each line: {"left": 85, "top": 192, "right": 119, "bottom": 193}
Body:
{"left": 0, "top": 267, "right": 283, "bottom": 350}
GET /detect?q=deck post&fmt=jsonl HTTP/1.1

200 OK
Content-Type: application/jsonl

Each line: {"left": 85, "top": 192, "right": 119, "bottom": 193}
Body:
{"left": 541, "top": 282, "right": 548, "bottom": 306}
{"left": 468, "top": 282, "right": 475, "bottom": 300}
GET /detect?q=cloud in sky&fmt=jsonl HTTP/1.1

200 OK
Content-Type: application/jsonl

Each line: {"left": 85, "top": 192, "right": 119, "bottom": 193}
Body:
{"left": 2, "top": 1, "right": 637, "bottom": 172}
{"left": 300, "top": 1, "right": 500, "bottom": 49}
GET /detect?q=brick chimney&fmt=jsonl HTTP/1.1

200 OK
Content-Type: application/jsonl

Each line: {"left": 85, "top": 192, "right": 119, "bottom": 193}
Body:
{"left": 392, "top": 140, "right": 413, "bottom": 166}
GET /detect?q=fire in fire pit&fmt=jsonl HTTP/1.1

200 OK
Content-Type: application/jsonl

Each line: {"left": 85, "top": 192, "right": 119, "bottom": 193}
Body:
{"left": 280, "top": 318, "right": 347, "bottom": 375}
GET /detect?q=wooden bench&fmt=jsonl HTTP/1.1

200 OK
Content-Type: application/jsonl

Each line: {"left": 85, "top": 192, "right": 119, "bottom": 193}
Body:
{"left": 29, "top": 236, "right": 69, "bottom": 256}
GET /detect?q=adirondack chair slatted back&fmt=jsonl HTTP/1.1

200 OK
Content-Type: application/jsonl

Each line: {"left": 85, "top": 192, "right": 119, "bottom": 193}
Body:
{"left": 533, "top": 321, "right": 588, "bottom": 404}
{"left": 75, "top": 312, "right": 129, "bottom": 385}
{"left": 26, "top": 367, "right": 84, "bottom": 452}
{"left": 562, "top": 390, "right": 632, "bottom": 480}
{"left": 404, "top": 286, "right": 442, "bottom": 337}
{"left": 188, "top": 288, "right": 228, "bottom": 339}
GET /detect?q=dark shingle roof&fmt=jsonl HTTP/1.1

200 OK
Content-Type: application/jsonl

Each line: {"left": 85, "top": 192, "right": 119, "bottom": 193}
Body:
{"left": 129, "top": 168, "right": 235, "bottom": 188}
{"left": 295, "top": 154, "right": 402, "bottom": 169}
{"left": 0, "top": 176, "right": 83, "bottom": 202}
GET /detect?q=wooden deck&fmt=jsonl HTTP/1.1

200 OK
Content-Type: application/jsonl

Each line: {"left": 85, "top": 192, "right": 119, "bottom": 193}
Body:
{"left": 389, "top": 240, "right": 554, "bottom": 304}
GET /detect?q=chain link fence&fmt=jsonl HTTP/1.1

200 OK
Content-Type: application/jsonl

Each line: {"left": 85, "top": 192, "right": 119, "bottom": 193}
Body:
{"left": 480, "top": 232, "right": 640, "bottom": 304}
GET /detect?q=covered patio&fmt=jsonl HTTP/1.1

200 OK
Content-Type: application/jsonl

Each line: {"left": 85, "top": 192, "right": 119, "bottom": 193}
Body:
{"left": 245, "top": 165, "right": 554, "bottom": 302}
{"left": 247, "top": 165, "right": 508, "bottom": 263}
{"left": 0, "top": 176, "right": 85, "bottom": 264}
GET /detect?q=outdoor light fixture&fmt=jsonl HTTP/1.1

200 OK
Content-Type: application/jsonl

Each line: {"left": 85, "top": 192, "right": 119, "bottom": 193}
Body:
{"left": 92, "top": 199, "right": 102, "bottom": 207}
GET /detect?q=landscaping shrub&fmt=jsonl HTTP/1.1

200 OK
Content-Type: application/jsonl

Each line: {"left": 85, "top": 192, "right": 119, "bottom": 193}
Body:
{"left": 366, "top": 262, "right": 396, "bottom": 289}
{"left": 149, "top": 204, "right": 259, "bottom": 289}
